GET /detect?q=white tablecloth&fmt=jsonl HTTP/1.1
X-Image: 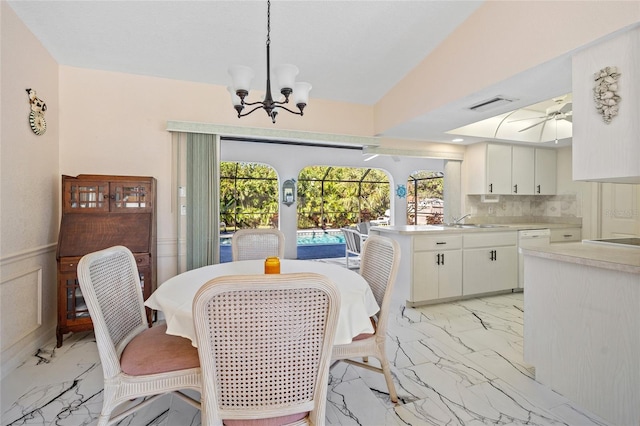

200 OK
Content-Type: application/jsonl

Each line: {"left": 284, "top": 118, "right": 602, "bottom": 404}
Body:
{"left": 145, "top": 259, "right": 380, "bottom": 346}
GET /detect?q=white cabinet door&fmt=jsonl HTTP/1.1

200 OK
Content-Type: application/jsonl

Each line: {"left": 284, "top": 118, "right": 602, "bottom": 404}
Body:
{"left": 438, "top": 250, "right": 463, "bottom": 298}
{"left": 413, "top": 250, "right": 462, "bottom": 301}
{"left": 463, "top": 246, "right": 517, "bottom": 295}
{"left": 413, "top": 252, "right": 440, "bottom": 302}
{"left": 535, "top": 149, "right": 557, "bottom": 195}
{"left": 486, "top": 144, "right": 512, "bottom": 194}
{"left": 512, "top": 146, "right": 535, "bottom": 195}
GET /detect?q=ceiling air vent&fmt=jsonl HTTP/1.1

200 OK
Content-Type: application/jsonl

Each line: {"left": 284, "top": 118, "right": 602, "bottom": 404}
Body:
{"left": 468, "top": 96, "right": 515, "bottom": 112}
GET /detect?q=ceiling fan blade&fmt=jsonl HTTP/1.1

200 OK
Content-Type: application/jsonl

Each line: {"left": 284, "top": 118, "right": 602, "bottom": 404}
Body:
{"left": 563, "top": 115, "right": 572, "bottom": 123}
{"left": 519, "top": 117, "right": 551, "bottom": 132}
{"left": 559, "top": 102, "right": 572, "bottom": 114}
{"left": 508, "top": 115, "right": 546, "bottom": 123}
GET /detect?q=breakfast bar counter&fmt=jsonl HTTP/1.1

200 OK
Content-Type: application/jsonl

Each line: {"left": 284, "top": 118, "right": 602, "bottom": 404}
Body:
{"left": 521, "top": 241, "right": 639, "bottom": 425}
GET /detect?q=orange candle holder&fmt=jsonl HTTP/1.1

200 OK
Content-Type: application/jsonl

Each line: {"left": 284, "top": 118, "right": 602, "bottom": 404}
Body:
{"left": 264, "top": 257, "right": 280, "bottom": 274}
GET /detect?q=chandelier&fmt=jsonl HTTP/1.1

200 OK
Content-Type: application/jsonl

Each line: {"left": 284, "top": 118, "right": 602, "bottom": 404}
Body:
{"left": 228, "top": 0, "right": 312, "bottom": 124}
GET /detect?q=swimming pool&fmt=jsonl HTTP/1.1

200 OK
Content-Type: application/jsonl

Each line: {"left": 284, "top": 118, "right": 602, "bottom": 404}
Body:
{"left": 219, "top": 229, "right": 347, "bottom": 262}
{"left": 220, "top": 230, "right": 345, "bottom": 246}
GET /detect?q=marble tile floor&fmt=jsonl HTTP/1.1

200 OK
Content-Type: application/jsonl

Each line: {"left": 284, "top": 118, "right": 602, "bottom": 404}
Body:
{"left": 1, "top": 292, "right": 612, "bottom": 426}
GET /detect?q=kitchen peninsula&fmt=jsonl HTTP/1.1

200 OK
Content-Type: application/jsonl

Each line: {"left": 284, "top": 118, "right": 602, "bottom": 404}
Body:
{"left": 521, "top": 241, "right": 640, "bottom": 426}
{"left": 369, "top": 223, "right": 574, "bottom": 307}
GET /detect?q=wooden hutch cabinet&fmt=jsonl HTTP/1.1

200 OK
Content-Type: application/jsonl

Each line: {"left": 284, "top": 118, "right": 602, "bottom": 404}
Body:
{"left": 56, "top": 174, "right": 157, "bottom": 347}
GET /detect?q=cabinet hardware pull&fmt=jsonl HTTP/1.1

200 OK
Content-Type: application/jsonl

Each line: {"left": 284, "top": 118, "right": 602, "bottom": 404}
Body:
{"left": 513, "top": 184, "right": 518, "bottom": 194}
{"left": 494, "top": 250, "right": 497, "bottom": 261}
{"left": 436, "top": 253, "right": 441, "bottom": 265}
{"left": 564, "top": 234, "right": 572, "bottom": 238}
{"left": 489, "top": 183, "right": 493, "bottom": 193}
{"left": 436, "top": 242, "right": 446, "bottom": 245}
{"left": 441, "top": 253, "right": 445, "bottom": 265}
{"left": 536, "top": 185, "right": 541, "bottom": 194}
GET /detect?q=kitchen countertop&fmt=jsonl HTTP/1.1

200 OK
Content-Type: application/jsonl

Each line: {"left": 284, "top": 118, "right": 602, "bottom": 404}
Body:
{"left": 520, "top": 241, "right": 640, "bottom": 274}
{"left": 371, "top": 223, "right": 575, "bottom": 235}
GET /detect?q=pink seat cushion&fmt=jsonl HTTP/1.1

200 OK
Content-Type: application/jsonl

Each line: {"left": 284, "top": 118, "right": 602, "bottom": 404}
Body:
{"left": 352, "top": 316, "right": 377, "bottom": 341}
{"left": 121, "top": 323, "right": 200, "bottom": 376}
{"left": 224, "top": 412, "right": 308, "bottom": 426}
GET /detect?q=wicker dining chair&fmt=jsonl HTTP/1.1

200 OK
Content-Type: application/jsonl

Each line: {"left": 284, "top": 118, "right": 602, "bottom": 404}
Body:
{"left": 231, "top": 228, "right": 285, "bottom": 261}
{"left": 192, "top": 273, "right": 341, "bottom": 426}
{"left": 331, "top": 235, "right": 401, "bottom": 403}
{"left": 77, "top": 246, "right": 201, "bottom": 426}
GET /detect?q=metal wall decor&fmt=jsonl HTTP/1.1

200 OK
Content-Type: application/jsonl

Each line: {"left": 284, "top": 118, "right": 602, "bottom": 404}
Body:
{"left": 282, "top": 179, "right": 296, "bottom": 206}
{"left": 26, "top": 88, "right": 47, "bottom": 135}
{"left": 395, "top": 184, "right": 407, "bottom": 199}
{"left": 593, "top": 66, "right": 621, "bottom": 124}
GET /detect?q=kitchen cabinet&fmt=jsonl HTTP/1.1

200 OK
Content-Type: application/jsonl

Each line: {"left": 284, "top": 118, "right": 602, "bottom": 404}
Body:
{"left": 412, "top": 235, "right": 462, "bottom": 301}
{"left": 512, "top": 146, "right": 535, "bottom": 195}
{"left": 534, "top": 148, "right": 557, "bottom": 195}
{"left": 462, "top": 232, "right": 517, "bottom": 295}
{"left": 550, "top": 227, "right": 581, "bottom": 243}
{"left": 467, "top": 143, "right": 511, "bottom": 194}
{"left": 56, "top": 174, "right": 157, "bottom": 347}
{"left": 466, "top": 143, "right": 556, "bottom": 195}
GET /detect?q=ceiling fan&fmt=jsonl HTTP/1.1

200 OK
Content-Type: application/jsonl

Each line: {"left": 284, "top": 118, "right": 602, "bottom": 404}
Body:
{"left": 509, "top": 97, "right": 573, "bottom": 133}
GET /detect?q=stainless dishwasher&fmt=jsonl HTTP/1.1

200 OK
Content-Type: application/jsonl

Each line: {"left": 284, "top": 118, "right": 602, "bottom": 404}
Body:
{"left": 518, "top": 229, "right": 550, "bottom": 288}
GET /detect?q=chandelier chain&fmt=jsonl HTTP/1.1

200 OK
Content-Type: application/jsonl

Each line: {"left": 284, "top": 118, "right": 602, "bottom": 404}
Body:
{"left": 266, "top": 0, "right": 271, "bottom": 47}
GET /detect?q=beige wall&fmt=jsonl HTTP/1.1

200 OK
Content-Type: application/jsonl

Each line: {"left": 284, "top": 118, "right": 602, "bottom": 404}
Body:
{"left": 376, "top": 1, "right": 640, "bottom": 134}
{"left": 58, "top": 67, "right": 377, "bottom": 249}
{"left": 1, "top": 3, "right": 60, "bottom": 377}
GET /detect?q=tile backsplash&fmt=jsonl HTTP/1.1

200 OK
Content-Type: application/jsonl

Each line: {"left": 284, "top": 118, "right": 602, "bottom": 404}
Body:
{"left": 465, "top": 194, "right": 582, "bottom": 225}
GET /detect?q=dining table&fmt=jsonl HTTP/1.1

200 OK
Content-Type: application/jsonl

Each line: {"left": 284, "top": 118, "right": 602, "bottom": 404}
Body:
{"left": 145, "top": 259, "right": 380, "bottom": 346}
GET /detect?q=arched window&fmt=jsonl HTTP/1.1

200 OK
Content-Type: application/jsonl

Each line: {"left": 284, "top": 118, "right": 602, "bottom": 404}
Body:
{"left": 406, "top": 171, "right": 444, "bottom": 225}
{"left": 298, "top": 166, "right": 390, "bottom": 229}
{"left": 220, "top": 162, "right": 278, "bottom": 230}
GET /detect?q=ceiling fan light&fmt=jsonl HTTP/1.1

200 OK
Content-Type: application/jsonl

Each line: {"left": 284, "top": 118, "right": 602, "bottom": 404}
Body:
{"left": 228, "top": 65, "right": 255, "bottom": 94}
{"left": 275, "top": 64, "right": 299, "bottom": 94}
{"left": 293, "top": 82, "right": 312, "bottom": 106}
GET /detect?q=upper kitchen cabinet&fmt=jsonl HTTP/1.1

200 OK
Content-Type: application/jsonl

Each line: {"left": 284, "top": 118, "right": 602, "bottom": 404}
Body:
{"left": 466, "top": 142, "right": 556, "bottom": 195}
{"left": 572, "top": 27, "right": 640, "bottom": 184}
{"left": 534, "top": 148, "right": 557, "bottom": 195}
{"left": 467, "top": 143, "right": 511, "bottom": 194}
{"left": 512, "top": 146, "right": 535, "bottom": 195}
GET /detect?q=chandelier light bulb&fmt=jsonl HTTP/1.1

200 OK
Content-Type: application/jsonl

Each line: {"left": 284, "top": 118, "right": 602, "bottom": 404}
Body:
{"left": 227, "top": 86, "right": 243, "bottom": 107}
{"left": 275, "top": 64, "right": 299, "bottom": 96}
{"left": 293, "top": 82, "right": 312, "bottom": 106}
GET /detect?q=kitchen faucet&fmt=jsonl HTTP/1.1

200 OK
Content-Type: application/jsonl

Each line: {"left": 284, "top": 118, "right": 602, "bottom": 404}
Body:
{"left": 453, "top": 213, "right": 471, "bottom": 224}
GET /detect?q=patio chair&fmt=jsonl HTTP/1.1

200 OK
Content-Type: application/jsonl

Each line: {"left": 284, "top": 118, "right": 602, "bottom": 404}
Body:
{"left": 77, "top": 246, "right": 201, "bottom": 426}
{"left": 231, "top": 228, "right": 285, "bottom": 261}
{"left": 331, "top": 235, "right": 401, "bottom": 403}
{"left": 356, "top": 221, "right": 371, "bottom": 235}
{"left": 341, "top": 227, "right": 366, "bottom": 269}
{"left": 192, "top": 273, "right": 340, "bottom": 426}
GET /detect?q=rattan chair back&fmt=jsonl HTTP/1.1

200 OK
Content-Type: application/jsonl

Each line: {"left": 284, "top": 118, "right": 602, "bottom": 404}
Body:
{"left": 231, "top": 228, "right": 285, "bottom": 261}
{"left": 193, "top": 273, "right": 340, "bottom": 425}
